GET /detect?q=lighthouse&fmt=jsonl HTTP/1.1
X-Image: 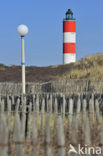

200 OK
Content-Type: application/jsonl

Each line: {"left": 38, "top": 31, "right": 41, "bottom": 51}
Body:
{"left": 63, "top": 9, "right": 76, "bottom": 64}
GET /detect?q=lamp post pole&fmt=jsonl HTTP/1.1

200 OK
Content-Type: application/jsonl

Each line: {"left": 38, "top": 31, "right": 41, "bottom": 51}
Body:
{"left": 21, "top": 36, "right": 25, "bottom": 94}
{"left": 17, "top": 24, "right": 28, "bottom": 95}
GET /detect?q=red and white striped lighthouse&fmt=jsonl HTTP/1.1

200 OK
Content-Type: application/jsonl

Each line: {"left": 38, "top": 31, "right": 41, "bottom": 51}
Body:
{"left": 63, "top": 9, "right": 76, "bottom": 64}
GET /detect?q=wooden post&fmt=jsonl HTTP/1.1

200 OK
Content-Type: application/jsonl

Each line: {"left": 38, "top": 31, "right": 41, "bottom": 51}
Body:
{"left": 46, "top": 94, "right": 49, "bottom": 112}
{"left": 70, "top": 115, "right": 78, "bottom": 156}
{"left": 62, "top": 95, "right": 66, "bottom": 119}
{"left": 54, "top": 96, "right": 58, "bottom": 144}
{"left": 15, "top": 98, "right": 20, "bottom": 115}
{"left": 0, "top": 94, "right": 1, "bottom": 110}
{"left": 82, "top": 99, "right": 87, "bottom": 139}
{"left": 1, "top": 99, "right": 5, "bottom": 113}
{"left": 89, "top": 97, "right": 94, "bottom": 127}
{"left": 100, "top": 122, "right": 103, "bottom": 156}
{"left": 82, "top": 99, "right": 87, "bottom": 121}
{"left": 0, "top": 104, "right": 8, "bottom": 156}
{"left": 45, "top": 113, "right": 51, "bottom": 156}
{"left": 41, "top": 97, "right": 45, "bottom": 141}
{"left": 84, "top": 116, "right": 91, "bottom": 156}
{"left": 95, "top": 99, "right": 99, "bottom": 122}
{"left": 54, "top": 96, "right": 58, "bottom": 115}
{"left": 32, "top": 110, "right": 39, "bottom": 156}
{"left": 76, "top": 95, "right": 81, "bottom": 130}
{"left": 68, "top": 98, "right": 73, "bottom": 137}
{"left": 36, "top": 94, "right": 39, "bottom": 114}
{"left": 13, "top": 113, "right": 23, "bottom": 156}
{"left": 57, "top": 116, "right": 65, "bottom": 156}
{"left": 21, "top": 95, "right": 26, "bottom": 139}
{"left": 26, "top": 101, "right": 32, "bottom": 140}
{"left": 48, "top": 94, "right": 52, "bottom": 113}
{"left": 76, "top": 94, "right": 81, "bottom": 114}
{"left": 7, "top": 97, "right": 11, "bottom": 131}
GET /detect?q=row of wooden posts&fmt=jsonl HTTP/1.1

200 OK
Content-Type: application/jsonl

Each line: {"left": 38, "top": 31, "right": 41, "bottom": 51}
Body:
{"left": 0, "top": 93, "right": 103, "bottom": 113}
{"left": 0, "top": 93, "right": 103, "bottom": 156}
{"left": 1, "top": 80, "right": 103, "bottom": 94}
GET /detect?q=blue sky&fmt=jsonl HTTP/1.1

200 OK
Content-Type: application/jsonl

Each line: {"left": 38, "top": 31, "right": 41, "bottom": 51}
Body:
{"left": 0, "top": 0, "right": 103, "bottom": 66}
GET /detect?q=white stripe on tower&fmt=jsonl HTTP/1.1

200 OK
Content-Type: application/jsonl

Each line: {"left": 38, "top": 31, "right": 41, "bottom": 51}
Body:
{"left": 63, "top": 53, "right": 76, "bottom": 64}
{"left": 63, "top": 32, "right": 76, "bottom": 43}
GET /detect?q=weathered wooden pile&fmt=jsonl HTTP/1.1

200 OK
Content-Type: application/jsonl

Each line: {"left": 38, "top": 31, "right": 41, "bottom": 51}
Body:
{"left": 0, "top": 93, "right": 103, "bottom": 156}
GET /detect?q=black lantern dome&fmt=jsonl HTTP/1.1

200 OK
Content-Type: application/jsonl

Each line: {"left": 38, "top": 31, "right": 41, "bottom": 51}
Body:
{"left": 65, "top": 9, "right": 75, "bottom": 20}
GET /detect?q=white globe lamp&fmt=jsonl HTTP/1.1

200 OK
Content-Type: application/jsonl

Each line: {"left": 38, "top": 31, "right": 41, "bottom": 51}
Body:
{"left": 17, "top": 24, "right": 28, "bottom": 37}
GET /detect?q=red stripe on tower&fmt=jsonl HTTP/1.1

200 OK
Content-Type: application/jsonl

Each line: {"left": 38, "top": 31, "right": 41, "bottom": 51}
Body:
{"left": 63, "top": 43, "right": 76, "bottom": 53}
{"left": 63, "top": 21, "right": 76, "bottom": 32}
{"left": 63, "top": 9, "right": 76, "bottom": 64}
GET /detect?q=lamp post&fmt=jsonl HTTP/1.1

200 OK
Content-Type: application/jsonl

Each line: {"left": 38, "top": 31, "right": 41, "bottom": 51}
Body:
{"left": 17, "top": 24, "right": 28, "bottom": 95}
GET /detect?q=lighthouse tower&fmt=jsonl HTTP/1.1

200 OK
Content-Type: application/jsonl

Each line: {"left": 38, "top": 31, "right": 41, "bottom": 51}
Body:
{"left": 63, "top": 9, "right": 76, "bottom": 64}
